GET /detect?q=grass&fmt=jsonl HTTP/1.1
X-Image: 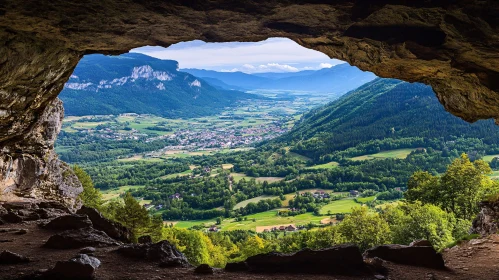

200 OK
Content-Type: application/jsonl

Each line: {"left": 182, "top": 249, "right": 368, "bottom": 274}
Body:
{"left": 288, "top": 152, "right": 312, "bottom": 162}
{"left": 233, "top": 195, "right": 278, "bottom": 209}
{"left": 444, "top": 234, "right": 480, "bottom": 250}
{"left": 483, "top": 154, "right": 499, "bottom": 162}
{"left": 160, "top": 170, "right": 192, "bottom": 179}
{"left": 101, "top": 185, "right": 145, "bottom": 201}
{"left": 230, "top": 173, "right": 254, "bottom": 182}
{"left": 306, "top": 161, "right": 339, "bottom": 170}
{"left": 350, "top": 148, "right": 416, "bottom": 161}
{"left": 355, "top": 196, "right": 376, "bottom": 203}
{"left": 319, "top": 199, "right": 358, "bottom": 215}
{"left": 255, "top": 177, "right": 285, "bottom": 183}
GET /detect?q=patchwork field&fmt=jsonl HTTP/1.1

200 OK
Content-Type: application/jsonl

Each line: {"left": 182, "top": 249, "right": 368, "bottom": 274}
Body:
{"left": 349, "top": 148, "right": 416, "bottom": 161}
{"left": 319, "top": 199, "right": 358, "bottom": 215}
{"left": 356, "top": 196, "right": 377, "bottom": 203}
{"left": 233, "top": 195, "right": 279, "bottom": 209}
{"left": 483, "top": 154, "right": 499, "bottom": 162}
{"left": 174, "top": 210, "right": 327, "bottom": 231}
{"left": 306, "top": 161, "right": 339, "bottom": 170}
{"left": 101, "top": 185, "right": 145, "bottom": 201}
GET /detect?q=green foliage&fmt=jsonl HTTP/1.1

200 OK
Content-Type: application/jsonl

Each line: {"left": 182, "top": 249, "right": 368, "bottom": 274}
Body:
{"left": 381, "top": 202, "right": 469, "bottom": 250}
{"left": 337, "top": 207, "right": 392, "bottom": 251}
{"left": 113, "top": 192, "right": 151, "bottom": 242}
{"left": 406, "top": 154, "right": 499, "bottom": 220}
{"left": 73, "top": 165, "right": 103, "bottom": 210}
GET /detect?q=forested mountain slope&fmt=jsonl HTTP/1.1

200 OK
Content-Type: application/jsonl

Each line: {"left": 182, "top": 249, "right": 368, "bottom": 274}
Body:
{"left": 278, "top": 78, "right": 499, "bottom": 160}
{"left": 59, "top": 53, "right": 259, "bottom": 118}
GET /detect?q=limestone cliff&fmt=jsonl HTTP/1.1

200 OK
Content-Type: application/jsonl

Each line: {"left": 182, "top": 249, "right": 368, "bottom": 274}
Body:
{"left": 0, "top": 0, "right": 498, "bottom": 205}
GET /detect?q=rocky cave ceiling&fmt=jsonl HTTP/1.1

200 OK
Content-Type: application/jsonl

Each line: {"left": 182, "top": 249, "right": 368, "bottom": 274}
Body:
{"left": 0, "top": 0, "right": 498, "bottom": 205}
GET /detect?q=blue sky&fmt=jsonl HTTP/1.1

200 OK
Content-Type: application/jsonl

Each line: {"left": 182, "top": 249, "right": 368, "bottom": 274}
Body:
{"left": 131, "top": 38, "right": 345, "bottom": 73}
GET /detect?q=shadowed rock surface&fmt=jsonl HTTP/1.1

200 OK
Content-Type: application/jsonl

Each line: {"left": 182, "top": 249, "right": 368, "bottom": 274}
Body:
{"left": 0, "top": 250, "right": 30, "bottom": 264}
{"left": 76, "top": 206, "right": 131, "bottom": 243}
{"left": 116, "top": 240, "right": 190, "bottom": 267}
{"left": 472, "top": 200, "right": 499, "bottom": 236}
{"left": 43, "top": 254, "right": 101, "bottom": 280}
{"left": 364, "top": 244, "right": 445, "bottom": 269}
{"left": 227, "top": 245, "right": 367, "bottom": 274}
{"left": 41, "top": 214, "right": 93, "bottom": 230}
{"left": 44, "top": 228, "right": 120, "bottom": 249}
{"left": 1, "top": 0, "right": 499, "bottom": 205}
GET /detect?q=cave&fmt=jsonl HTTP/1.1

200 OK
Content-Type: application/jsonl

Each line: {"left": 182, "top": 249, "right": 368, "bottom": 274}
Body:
{"left": 1, "top": 1, "right": 499, "bottom": 278}
{"left": 1, "top": 0, "right": 499, "bottom": 209}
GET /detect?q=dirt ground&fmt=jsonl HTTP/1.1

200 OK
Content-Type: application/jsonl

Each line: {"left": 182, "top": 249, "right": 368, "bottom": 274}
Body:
{"left": 1, "top": 223, "right": 499, "bottom": 279}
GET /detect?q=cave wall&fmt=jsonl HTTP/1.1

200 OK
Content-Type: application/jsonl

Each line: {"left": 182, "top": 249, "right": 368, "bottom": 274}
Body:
{"left": 0, "top": 0, "right": 498, "bottom": 205}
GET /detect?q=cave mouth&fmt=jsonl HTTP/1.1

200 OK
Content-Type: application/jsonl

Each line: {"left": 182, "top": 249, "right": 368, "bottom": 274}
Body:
{"left": 48, "top": 36, "right": 499, "bottom": 270}
{"left": 2, "top": 1, "right": 499, "bottom": 275}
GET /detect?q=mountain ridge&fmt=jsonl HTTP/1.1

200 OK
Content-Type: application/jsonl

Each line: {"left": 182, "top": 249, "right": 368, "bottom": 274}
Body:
{"left": 59, "top": 53, "right": 260, "bottom": 118}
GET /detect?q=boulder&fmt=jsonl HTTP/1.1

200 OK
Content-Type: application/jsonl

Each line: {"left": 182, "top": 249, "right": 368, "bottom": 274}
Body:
{"left": 194, "top": 264, "right": 214, "bottom": 274}
{"left": 2, "top": 212, "right": 23, "bottom": 223}
{"left": 224, "top": 262, "right": 249, "bottom": 272}
{"left": 117, "top": 240, "right": 190, "bottom": 267}
{"left": 138, "top": 235, "right": 152, "bottom": 244}
{"left": 44, "top": 228, "right": 120, "bottom": 249}
{"left": 42, "top": 214, "right": 92, "bottom": 230}
{"left": 410, "top": 240, "right": 433, "bottom": 247}
{"left": 472, "top": 201, "right": 499, "bottom": 236}
{"left": 77, "top": 206, "right": 131, "bottom": 243}
{"left": 364, "top": 244, "right": 445, "bottom": 269}
{"left": 37, "top": 201, "right": 71, "bottom": 212}
{"left": 80, "top": 247, "right": 96, "bottom": 254}
{"left": 0, "top": 250, "right": 30, "bottom": 264}
{"left": 226, "top": 245, "right": 367, "bottom": 274}
{"left": 44, "top": 254, "right": 100, "bottom": 280}
{"left": 34, "top": 208, "right": 69, "bottom": 220}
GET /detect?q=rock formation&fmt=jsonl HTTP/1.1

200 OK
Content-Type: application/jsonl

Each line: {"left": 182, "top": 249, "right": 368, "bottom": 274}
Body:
{"left": 472, "top": 200, "right": 499, "bottom": 236}
{"left": 1, "top": 1, "right": 499, "bottom": 205}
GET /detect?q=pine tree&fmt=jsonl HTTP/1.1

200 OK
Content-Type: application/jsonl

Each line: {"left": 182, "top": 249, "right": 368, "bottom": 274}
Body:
{"left": 115, "top": 192, "right": 150, "bottom": 242}
{"left": 73, "top": 165, "right": 103, "bottom": 210}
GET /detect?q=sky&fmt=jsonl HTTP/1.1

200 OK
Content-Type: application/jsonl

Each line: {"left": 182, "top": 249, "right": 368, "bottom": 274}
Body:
{"left": 131, "top": 38, "right": 345, "bottom": 73}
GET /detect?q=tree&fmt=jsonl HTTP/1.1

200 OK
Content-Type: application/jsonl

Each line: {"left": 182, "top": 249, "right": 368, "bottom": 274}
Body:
{"left": 73, "top": 165, "right": 103, "bottom": 210}
{"left": 114, "top": 192, "right": 151, "bottom": 242}
{"left": 147, "top": 215, "right": 164, "bottom": 242}
{"left": 406, "top": 154, "right": 499, "bottom": 220}
{"left": 337, "top": 206, "right": 391, "bottom": 251}
{"left": 381, "top": 202, "right": 469, "bottom": 250}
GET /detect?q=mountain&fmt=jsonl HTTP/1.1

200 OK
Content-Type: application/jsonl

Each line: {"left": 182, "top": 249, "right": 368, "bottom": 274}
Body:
{"left": 182, "top": 64, "right": 376, "bottom": 93}
{"left": 59, "top": 53, "right": 260, "bottom": 118}
{"left": 181, "top": 69, "right": 269, "bottom": 89}
{"left": 277, "top": 78, "right": 499, "bottom": 160}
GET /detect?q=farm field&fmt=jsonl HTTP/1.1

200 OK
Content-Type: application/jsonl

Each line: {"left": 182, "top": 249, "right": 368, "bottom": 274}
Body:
{"left": 160, "top": 170, "right": 193, "bottom": 179}
{"left": 483, "top": 154, "right": 499, "bottom": 162}
{"left": 319, "top": 198, "right": 358, "bottom": 215}
{"left": 174, "top": 210, "right": 327, "bottom": 231}
{"left": 255, "top": 177, "right": 285, "bottom": 183}
{"left": 101, "top": 185, "right": 145, "bottom": 201}
{"left": 306, "top": 161, "right": 339, "bottom": 170}
{"left": 233, "top": 195, "right": 279, "bottom": 209}
{"left": 356, "top": 196, "right": 377, "bottom": 204}
{"left": 349, "top": 148, "right": 416, "bottom": 161}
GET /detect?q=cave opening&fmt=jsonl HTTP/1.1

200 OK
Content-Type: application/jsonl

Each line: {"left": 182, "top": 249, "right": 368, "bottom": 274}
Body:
{"left": 48, "top": 37, "right": 499, "bottom": 271}
{"left": 2, "top": 1, "right": 499, "bottom": 278}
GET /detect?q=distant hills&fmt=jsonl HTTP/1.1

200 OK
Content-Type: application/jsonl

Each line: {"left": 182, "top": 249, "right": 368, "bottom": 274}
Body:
{"left": 183, "top": 63, "right": 376, "bottom": 93}
{"left": 59, "top": 53, "right": 260, "bottom": 118}
{"left": 277, "top": 78, "right": 499, "bottom": 160}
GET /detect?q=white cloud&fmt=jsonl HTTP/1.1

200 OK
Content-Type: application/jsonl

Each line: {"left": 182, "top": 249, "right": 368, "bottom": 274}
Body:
{"left": 131, "top": 38, "right": 345, "bottom": 73}
{"left": 319, "top": 63, "right": 333, "bottom": 68}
